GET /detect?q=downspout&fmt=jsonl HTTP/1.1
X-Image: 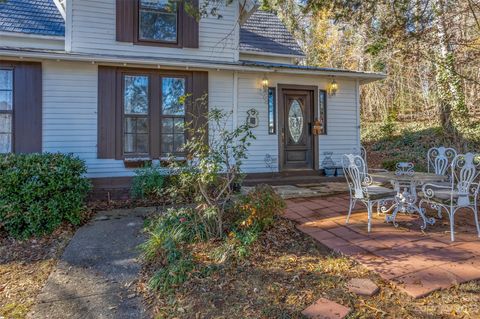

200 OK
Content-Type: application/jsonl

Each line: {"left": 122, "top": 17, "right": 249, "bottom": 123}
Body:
{"left": 355, "top": 79, "right": 361, "bottom": 148}
{"left": 65, "top": 0, "right": 73, "bottom": 52}
{"left": 233, "top": 71, "right": 239, "bottom": 129}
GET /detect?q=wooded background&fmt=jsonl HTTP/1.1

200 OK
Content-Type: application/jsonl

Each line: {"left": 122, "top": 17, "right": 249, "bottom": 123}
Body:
{"left": 261, "top": 0, "right": 480, "bottom": 137}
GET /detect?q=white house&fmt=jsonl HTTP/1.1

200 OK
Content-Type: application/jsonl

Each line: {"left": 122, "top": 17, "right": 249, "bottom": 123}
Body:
{"left": 0, "top": 0, "right": 385, "bottom": 195}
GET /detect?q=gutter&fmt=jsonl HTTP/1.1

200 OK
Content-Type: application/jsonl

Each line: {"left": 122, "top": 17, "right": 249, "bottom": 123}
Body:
{"left": 0, "top": 31, "right": 64, "bottom": 41}
{"left": 240, "top": 50, "right": 305, "bottom": 59}
{"left": 0, "top": 47, "right": 386, "bottom": 82}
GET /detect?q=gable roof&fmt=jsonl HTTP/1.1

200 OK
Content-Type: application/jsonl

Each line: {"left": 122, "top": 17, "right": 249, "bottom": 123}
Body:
{"left": 240, "top": 10, "right": 304, "bottom": 57}
{"left": 0, "top": 0, "right": 65, "bottom": 37}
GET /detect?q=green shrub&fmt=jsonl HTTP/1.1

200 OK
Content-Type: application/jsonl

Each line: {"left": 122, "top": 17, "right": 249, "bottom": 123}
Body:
{"left": 141, "top": 207, "right": 207, "bottom": 262}
{"left": 0, "top": 153, "right": 91, "bottom": 239}
{"left": 141, "top": 186, "right": 285, "bottom": 291}
{"left": 214, "top": 185, "right": 286, "bottom": 261}
{"left": 167, "top": 107, "right": 255, "bottom": 238}
{"left": 141, "top": 207, "right": 208, "bottom": 291}
{"left": 148, "top": 251, "right": 195, "bottom": 292}
{"left": 131, "top": 165, "right": 166, "bottom": 200}
{"left": 233, "top": 184, "right": 285, "bottom": 230}
{"left": 164, "top": 169, "right": 197, "bottom": 203}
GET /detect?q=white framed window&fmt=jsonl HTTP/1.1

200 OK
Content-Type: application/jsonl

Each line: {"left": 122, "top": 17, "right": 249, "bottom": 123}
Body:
{"left": 138, "top": 0, "right": 179, "bottom": 43}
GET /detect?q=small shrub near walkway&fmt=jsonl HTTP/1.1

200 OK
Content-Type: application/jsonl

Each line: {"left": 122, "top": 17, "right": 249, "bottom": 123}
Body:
{"left": 141, "top": 184, "right": 285, "bottom": 293}
{"left": 0, "top": 153, "right": 91, "bottom": 239}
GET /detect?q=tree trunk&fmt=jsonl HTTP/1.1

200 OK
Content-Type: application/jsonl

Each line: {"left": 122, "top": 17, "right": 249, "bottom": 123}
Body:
{"left": 435, "top": 0, "right": 467, "bottom": 134}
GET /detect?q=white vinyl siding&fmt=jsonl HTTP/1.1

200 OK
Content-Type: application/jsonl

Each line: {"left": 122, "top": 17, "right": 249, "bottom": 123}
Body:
{"left": 42, "top": 61, "right": 359, "bottom": 177}
{"left": 69, "top": 0, "right": 238, "bottom": 62}
{"left": 42, "top": 62, "right": 237, "bottom": 178}
{"left": 237, "top": 73, "right": 360, "bottom": 172}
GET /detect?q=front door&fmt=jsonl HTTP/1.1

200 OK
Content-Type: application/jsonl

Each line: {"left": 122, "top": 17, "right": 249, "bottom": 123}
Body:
{"left": 280, "top": 89, "right": 315, "bottom": 170}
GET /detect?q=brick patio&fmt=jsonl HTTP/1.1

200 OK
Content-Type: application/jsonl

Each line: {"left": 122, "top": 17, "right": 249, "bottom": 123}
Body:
{"left": 285, "top": 195, "right": 480, "bottom": 299}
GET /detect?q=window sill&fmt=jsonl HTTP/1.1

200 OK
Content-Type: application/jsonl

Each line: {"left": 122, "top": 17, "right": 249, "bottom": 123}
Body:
{"left": 133, "top": 39, "right": 182, "bottom": 49}
{"left": 123, "top": 158, "right": 151, "bottom": 169}
{"left": 123, "top": 157, "right": 187, "bottom": 168}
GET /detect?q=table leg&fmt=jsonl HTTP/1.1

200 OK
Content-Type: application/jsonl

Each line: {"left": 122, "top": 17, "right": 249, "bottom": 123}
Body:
{"left": 385, "top": 206, "right": 400, "bottom": 227}
{"left": 410, "top": 204, "right": 435, "bottom": 230}
{"left": 384, "top": 180, "right": 435, "bottom": 230}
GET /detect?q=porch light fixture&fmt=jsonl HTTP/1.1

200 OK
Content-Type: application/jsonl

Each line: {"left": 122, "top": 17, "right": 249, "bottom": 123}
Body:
{"left": 327, "top": 78, "right": 338, "bottom": 96}
{"left": 262, "top": 75, "right": 269, "bottom": 91}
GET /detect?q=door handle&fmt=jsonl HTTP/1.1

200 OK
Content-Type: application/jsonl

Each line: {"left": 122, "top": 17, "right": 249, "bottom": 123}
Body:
{"left": 281, "top": 128, "right": 285, "bottom": 143}
{"left": 308, "top": 122, "right": 312, "bottom": 135}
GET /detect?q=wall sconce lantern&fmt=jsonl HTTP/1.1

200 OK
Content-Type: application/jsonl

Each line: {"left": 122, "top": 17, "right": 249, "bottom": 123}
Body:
{"left": 327, "top": 78, "right": 338, "bottom": 96}
{"left": 262, "top": 75, "right": 269, "bottom": 92}
{"left": 261, "top": 74, "right": 270, "bottom": 102}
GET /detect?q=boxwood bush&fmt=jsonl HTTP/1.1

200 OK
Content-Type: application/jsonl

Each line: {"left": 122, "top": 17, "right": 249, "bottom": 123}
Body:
{"left": 0, "top": 153, "right": 91, "bottom": 239}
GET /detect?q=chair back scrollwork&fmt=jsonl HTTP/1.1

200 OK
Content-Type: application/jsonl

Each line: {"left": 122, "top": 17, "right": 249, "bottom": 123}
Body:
{"left": 342, "top": 154, "right": 371, "bottom": 199}
{"left": 360, "top": 146, "right": 367, "bottom": 164}
{"left": 452, "top": 153, "right": 480, "bottom": 206}
{"left": 428, "top": 147, "right": 457, "bottom": 176}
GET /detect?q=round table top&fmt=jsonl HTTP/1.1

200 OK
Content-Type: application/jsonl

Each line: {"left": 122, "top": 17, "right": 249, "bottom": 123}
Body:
{"left": 369, "top": 171, "right": 447, "bottom": 183}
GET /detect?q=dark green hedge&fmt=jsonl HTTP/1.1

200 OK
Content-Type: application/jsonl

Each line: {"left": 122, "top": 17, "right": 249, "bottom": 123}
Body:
{"left": 0, "top": 153, "right": 91, "bottom": 239}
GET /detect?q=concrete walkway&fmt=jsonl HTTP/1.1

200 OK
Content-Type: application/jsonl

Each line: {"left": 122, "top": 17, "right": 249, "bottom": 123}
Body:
{"left": 28, "top": 208, "right": 154, "bottom": 319}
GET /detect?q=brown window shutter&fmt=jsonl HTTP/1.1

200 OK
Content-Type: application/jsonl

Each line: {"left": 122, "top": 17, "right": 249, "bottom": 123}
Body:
{"left": 13, "top": 62, "right": 42, "bottom": 153}
{"left": 182, "top": 0, "right": 199, "bottom": 48}
{"left": 187, "top": 71, "right": 208, "bottom": 144}
{"left": 116, "top": 0, "right": 135, "bottom": 42}
{"left": 98, "top": 66, "right": 118, "bottom": 159}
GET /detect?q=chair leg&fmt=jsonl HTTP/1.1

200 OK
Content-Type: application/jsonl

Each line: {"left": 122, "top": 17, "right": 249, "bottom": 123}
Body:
{"left": 473, "top": 206, "right": 480, "bottom": 238}
{"left": 367, "top": 201, "right": 373, "bottom": 233}
{"left": 346, "top": 198, "right": 356, "bottom": 225}
{"left": 449, "top": 209, "right": 455, "bottom": 242}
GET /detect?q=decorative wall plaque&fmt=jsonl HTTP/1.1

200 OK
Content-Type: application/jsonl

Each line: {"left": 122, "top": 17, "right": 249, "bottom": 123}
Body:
{"left": 246, "top": 108, "right": 259, "bottom": 128}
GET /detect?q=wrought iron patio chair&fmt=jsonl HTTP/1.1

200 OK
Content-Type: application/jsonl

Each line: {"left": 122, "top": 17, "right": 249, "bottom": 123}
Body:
{"left": 342, "top": 154, "right": 396, "bottom": 232}
{"left": 420, "top": 153, "right": 480, "bottom": 241}
{"left": 358, "top": 145, "right": 389, "bottom": 215}
{"left": 426, "top": 146, "right": 457, "bottom": 218}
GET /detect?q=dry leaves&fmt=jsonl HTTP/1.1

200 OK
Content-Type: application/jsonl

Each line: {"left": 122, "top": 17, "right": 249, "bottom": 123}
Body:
{"left": 139, "top": 218, "right": 480, "bottom": 319}
{"left": 0, "top": 226, "right": 74, "bottom": 318}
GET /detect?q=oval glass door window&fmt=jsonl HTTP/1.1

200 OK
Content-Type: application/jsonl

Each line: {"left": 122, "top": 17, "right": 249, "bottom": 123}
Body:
{"left": 288, "top": 99, "right": 303, "bottom": 143}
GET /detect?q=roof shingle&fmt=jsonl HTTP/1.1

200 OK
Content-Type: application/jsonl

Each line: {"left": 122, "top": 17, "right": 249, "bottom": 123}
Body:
{"left": 0, "top": 0, "right": 64, "bottom": 37}
{"left": 240, "top": 10, "right": 304, "bottom": 57}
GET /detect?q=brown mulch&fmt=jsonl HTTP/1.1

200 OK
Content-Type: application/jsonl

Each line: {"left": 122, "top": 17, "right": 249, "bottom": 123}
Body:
{"left": 139, "top": 218, "right": 480, "bottom": 319}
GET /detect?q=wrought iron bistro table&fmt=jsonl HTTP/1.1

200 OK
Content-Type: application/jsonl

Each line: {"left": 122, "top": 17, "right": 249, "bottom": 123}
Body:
{"left": 369, "top": 171, "right": 448, "bottom": 230}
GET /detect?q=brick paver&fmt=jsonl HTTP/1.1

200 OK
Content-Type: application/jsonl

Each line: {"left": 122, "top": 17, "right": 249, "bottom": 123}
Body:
{"left": 301, "top": 298, "right": 351, "bottom": 319}
{"left": 346, "top": 278, "right": 379, "bottom": 296}
{"left": 286, "top": 195, "right": 480, "bottom": 299}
